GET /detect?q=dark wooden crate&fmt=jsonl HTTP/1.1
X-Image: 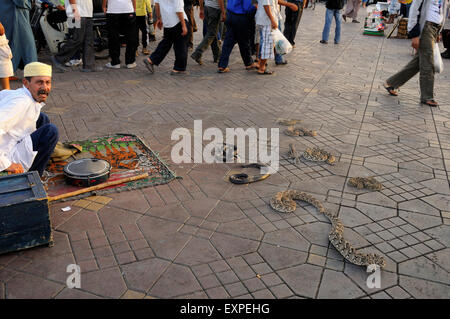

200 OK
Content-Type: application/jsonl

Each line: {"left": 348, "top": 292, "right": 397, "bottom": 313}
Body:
{"left": 0, "top": 171, "right": 53, "bottom": 255}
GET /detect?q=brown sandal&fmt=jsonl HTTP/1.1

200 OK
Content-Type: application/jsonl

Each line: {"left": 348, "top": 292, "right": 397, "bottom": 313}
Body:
{"left": 421, "top": 100, "right": 439, "bottom": 107}
{"left": 257, "top": 69, "right": 274, "bottom": 75}
{"left": 245, "top": 63, "right": 259, "bottom": 70}
{"left": 218, "top": 67, "right": 230, "bottom": 73}
{"left": 383, "top": 83, "right": 398, "bottom": 96}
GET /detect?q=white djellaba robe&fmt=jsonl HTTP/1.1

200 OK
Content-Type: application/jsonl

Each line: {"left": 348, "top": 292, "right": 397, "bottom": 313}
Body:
{"left": 0, "top": 34, "right": 13, "bottom": 78}
{"left": 0, "top": 87, "right": 43, "bottom": 173}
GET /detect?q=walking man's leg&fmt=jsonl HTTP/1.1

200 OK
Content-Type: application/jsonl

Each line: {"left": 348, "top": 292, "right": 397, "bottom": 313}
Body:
{"left": 191, "top": 6, "right": 221, "bottom": 64}
{"left": 284, "top": 0, "right": 303, "bottom": 45}
{"left": 418, "top": 23, "right": 439, "bottom": 104}
{"left": 351, "top": 0, "right": 361, "bottom": 22}
{"left": 235, "top": 14, "right": 254, "bottom": 67}
{"left": 52, "top": 22, "right": 84, "bottom": 70}
{"left": 334, "top": 9, "right": 342, "bottom": 44}
{"left": 107, "top": 14, "right": 121, "bottom": 66}
{"left": 124, "top": 13, "right": 137, "bottom": 66}
{"left": 321, "top": 8, "right": 333, "bottom": 43}
{"left": 218, "top": 14, "right": 237, "bottom": 71}
{"left": 82, "top": 18, "right": 96, "bottom": 70}
{"left": 173, "top": 22, "right": 189, "bottom": 72}
{"left": 148, "top": 27, "right": 175, "bottom": 67}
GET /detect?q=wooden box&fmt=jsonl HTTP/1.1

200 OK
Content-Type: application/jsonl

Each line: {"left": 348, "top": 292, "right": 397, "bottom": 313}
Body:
{"left": 0, "top": 171, "right": 53, "bottom": 255}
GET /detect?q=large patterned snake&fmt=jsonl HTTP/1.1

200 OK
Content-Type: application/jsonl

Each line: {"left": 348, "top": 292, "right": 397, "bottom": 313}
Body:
{"left": 270, "top": 190, "right": 386, "bottom": 268}
{"left": 302, "top": 147, "right": 336, "bottom": 165}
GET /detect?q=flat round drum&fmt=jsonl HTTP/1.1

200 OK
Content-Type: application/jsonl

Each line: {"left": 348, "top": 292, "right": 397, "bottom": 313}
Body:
{"left": 63, "top": 158, "right": 111, "bottom": 187}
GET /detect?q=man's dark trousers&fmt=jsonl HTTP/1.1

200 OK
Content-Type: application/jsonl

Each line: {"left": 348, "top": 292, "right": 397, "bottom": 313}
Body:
{"left": 284, "top": 0, "right": 304, "bottom": 45}
{"left": 54, "top": 17, "right": 95, "bottom": 69}
{"left": 192, "top": 6, "right": 221, "bottom": 61}
{"left": 136, "top": 15, "right": 148, "bottom": 49}
{"left": 218, "top": 11, "right": 254, "bottom": 69}
{"left": 107, "top": 12, "right": 137, "bottom": 65}
{"left": 150, "top": 21, "right": 190, "bottom": 71}
{"left": 184, "top": 2, "right": 194, "bottom": 48}
{"left": 30, "top": 113, "right": 59, "bottom": 176}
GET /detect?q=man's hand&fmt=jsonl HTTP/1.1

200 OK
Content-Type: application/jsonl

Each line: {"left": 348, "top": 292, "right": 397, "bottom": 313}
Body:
{"left": 411, "top": 37, "right": 419, "bottom": 50}
{"left": 181, "top": 23, "right": 188, "bottom": 36}
{"left": 437, "top": 34, "right": 442, "bottom": 42}
{"left": 6, "top": 163, "right": 24, "bottom": 174}
{"left": 271, "top": 19, "right": 278, "bottom": 30}
{"left": 221, "top": 11, "right": 226, "bottom": 22}
{"left": 73, "top": 6, "right": 81, "bottom": 21}
{"left": 0, "top": 22, "right": 5, "bottom": 36}
{"left": 287, "top": 3, "right": 298, "bottom": 11}
{"left": 156, "top": 19, "right": 163, "bottom": 29}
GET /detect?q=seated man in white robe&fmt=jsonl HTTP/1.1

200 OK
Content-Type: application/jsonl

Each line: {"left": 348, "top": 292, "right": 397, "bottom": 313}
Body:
{"left": 0, "top": 62, "right": 59, "bottom": 177}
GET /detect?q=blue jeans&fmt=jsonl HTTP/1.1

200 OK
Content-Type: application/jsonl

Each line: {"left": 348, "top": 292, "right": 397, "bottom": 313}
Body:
{"left": 275, "top": 18, "right": 285, "bottom": 63}
{"left": 30, "top": 113, "right": 59, "bottom": 176}
{"left": 322, "top": 8, "right": 341, "bottom": 44}
{"left": 218, "top": 11, "right": 254, "bottom": 69}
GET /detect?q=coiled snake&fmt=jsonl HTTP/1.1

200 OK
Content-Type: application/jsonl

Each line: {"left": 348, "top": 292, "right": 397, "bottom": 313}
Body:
{"left": 285, "top": 126, "right": 317, "bottom": 137}
{"left": 302, "top": 147, "right": 336, "bottom": 165}
{"left": 270, "top": 190, "right": 386, "bottom": 268}
{"left": 348, "top": 177, "right": 383, "bottom": 190}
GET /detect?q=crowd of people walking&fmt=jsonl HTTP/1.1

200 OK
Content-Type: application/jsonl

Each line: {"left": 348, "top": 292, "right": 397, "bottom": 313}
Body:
{"left": 0, "top": 0, "right": 449, "bottom": 98}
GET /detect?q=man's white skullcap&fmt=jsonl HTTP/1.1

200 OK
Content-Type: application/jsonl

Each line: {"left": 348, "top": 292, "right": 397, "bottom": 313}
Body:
{"left": 24, "top": 62, "right": 52, "bottom": 77}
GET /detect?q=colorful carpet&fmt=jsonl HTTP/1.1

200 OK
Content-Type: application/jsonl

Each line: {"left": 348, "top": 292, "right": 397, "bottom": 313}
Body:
{"left": 42, "top": 134, "right": 178, "bottom": 201}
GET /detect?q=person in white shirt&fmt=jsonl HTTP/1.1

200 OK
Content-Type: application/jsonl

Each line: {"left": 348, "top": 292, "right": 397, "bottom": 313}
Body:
{"left": 0, "top": 22, "right": 13, "bottom": 90}
{"left": 384, "top": 0, "right": 449, "bottom": 107}
{"left": 255, "top": 0, "right": 296, "bottom": 74}
{"left": 143, "top": 0, "right": 189, "bottom": 75}
{"left": 0, "top": 62, "right": 59, "bottom": 177}
{"left": 102, "top": 0, "right": 138, "bottom": 69}
{"left": 50, "top": 0, "right": 102, "bottom": 72}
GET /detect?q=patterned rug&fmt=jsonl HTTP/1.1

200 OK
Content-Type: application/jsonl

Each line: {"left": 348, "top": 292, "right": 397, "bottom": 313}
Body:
{"left": 41, "top": 134, "right": 178, "bottom": 201}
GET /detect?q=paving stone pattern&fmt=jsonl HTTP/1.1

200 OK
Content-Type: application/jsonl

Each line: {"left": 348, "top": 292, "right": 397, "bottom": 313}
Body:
{"left": 1, "top": 4, "right": 449, "bottom": 299}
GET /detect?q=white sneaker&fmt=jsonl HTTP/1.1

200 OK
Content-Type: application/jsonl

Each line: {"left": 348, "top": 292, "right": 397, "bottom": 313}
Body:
{"left": 126, "top": 62, "right": 137, "bottom": 69}
{"left": 65, "top": 59, "right": 82, "bottom": 67}
{"left": 105, "top": 62, "right": 120, "bottom": 69}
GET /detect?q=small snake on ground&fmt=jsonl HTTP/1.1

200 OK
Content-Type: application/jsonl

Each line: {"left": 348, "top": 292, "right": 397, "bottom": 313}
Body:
{"left": 288, "top": 143, "right": 301, "bottom": 164}
{"left": 285, "top": 126, "right": 317, "bottom": 137}
{"left": 270, "top": 190, "right": 386, "bottom": 268}
{"left": 302, "top": 147, "right": 336, "bottom": 165}
{"left": 347, "top": 177, "right": 383, "bottom": 190}
{"left": 277, "top": 118, "right": 302, "bottom": 126}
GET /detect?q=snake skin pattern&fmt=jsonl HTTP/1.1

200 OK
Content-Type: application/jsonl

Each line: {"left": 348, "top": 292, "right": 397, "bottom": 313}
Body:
{"left": 348, "top": 177, "right": 383, "bottom": 190}
{"left": 302, "top": 147, "right": 336, "bottom": 165}
{"left": 270, "top": 190, "right": 386, "bottom": 268}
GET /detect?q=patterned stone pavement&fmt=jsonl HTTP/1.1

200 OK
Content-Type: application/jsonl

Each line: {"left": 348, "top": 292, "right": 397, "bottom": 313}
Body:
{"left": 1, "top": 4, "right": 450, "bottom": 299}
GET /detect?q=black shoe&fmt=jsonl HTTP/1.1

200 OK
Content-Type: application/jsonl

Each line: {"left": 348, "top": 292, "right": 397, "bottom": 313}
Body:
{"left": 190, "top": 53, "right": 203, "bottom": 65}
{"left": 441, "top": 50, "right": 450, "bottom": 59}
{"left": 320, "top": 40, "right": 328, "bottom": 44}
{"left": 275, "top": 60, "right": 288, "bottom": 65}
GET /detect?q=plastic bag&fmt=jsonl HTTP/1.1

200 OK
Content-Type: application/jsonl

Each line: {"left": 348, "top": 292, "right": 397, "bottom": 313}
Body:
{"left": 434, "top": 43, "right": 444, "bottom": 74}
{"left": 271, "top": 28, "right": 293, "bottom": 55}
